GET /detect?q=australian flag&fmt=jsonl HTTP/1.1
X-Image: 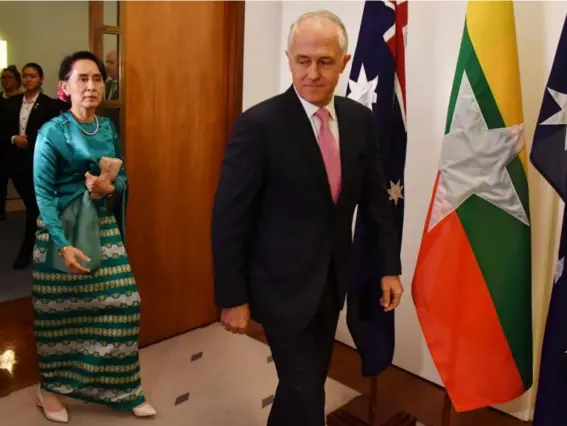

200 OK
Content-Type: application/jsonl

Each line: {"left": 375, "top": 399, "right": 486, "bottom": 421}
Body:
{"left": 530, "top": 14, "right": 567, "bottom": 426}
{"left": 346, "top": 0, "right": 408, "bottom": 377}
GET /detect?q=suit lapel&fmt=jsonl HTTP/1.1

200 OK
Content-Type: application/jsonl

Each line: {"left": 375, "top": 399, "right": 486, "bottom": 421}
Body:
{"left": 284, "top": 87, "right": 360, "bottom": 206}
{"left": 284, "top": 87, "right": 333, "bottom": 202}
{"left": 334, "top": 98, "right": 358, "bottom": 205}
{"left": 26, "top": 94, "right": 41, "bottom": 133}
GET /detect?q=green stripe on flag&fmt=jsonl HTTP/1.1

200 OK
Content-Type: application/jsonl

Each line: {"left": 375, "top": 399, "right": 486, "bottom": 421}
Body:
{"left": 507, "top": 157, "right": 530, "bottom": 221}
{"left": 445, "top": 23, "right": 506, "bottom": 133}
{"left": 457, "top": 195, "right": 532, "bottom": 389}
{"left": 444, "top": 19, "right": 532, "bottom": 390}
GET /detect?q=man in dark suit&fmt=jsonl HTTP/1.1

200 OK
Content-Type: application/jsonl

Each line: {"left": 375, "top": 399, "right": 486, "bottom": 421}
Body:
{"left": 211, "top": 10, "right": 403, "bottom": 426}
{"left": 0, "top": 89, "right": 59, "bottom": 268}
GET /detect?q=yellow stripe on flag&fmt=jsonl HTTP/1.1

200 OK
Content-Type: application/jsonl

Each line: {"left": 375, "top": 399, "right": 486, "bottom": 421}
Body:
{"left": 466, "top": 0, "right": 527, "bottom": 169}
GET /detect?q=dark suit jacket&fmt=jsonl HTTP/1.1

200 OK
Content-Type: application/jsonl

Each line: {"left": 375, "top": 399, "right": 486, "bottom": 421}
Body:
{"left": 105, "top": 79, "right": 119, "bottom": 101}
{"left": 211, "top": 86, "right": 401, "bottom": 330}
{"left": 56, "top": 99, "right": 71, "bottom": 113}
{"left": 0, "top": 96, "right": 6, "bottom": 170}
{"left": 104, "top": 80, "right": 120, "bottom": 136}
{"left": 0, "top": 93, "right": 60, "bottom": 171}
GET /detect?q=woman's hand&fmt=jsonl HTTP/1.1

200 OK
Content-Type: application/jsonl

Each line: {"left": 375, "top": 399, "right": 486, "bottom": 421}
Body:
{"left": 60, "top": 246, "right": 91, "bottom": 274}
{"left": 85, "top": 172, "right": 115, "bottom": 197}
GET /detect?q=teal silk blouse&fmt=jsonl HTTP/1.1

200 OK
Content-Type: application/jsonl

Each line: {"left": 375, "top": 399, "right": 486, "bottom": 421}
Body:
{"left": 33, "top": 111, "right": 127, "bottom": 249}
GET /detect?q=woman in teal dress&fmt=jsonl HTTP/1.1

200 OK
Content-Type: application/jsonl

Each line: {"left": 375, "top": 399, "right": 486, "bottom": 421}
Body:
{"left": 32, "top": 51, "right": 156, "bottom": 422}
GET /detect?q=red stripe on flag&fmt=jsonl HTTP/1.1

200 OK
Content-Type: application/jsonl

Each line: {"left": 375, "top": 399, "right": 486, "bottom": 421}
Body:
{"left": 386, "top": 0, "right": 407, "bottom": 112}
{"left": 412, "top": 179, "right": 525, "bottom": 411}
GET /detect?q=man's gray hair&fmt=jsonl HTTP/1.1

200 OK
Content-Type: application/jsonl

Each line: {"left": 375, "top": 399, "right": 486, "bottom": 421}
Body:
{"left": 287, "top": 10, "right": 349, "bottom": 55}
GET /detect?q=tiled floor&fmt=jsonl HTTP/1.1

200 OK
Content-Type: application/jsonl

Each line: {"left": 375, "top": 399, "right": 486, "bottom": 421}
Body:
{"left": 0, "top": 323, "right": 359, "bottom": 425}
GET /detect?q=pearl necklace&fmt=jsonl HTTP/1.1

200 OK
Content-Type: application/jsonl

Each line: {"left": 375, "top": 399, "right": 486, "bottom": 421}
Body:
{"left": 77, "top": 115, "right": 99, "bottom": 136}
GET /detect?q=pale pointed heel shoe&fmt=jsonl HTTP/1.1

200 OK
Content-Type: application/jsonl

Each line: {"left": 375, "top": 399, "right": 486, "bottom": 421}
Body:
{"left": 132, "top": 402, "right": 157, "bottom": 417}
{"left": 36, "top": 388, "right": 69, "bottom": 423}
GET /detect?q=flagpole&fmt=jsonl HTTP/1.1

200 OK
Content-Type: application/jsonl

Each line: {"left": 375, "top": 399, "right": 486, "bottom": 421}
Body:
{"left": 368, "top": 375, "right": 378, "bottom": 423}
{"left": 528, "top": 191, "right": 560, "bottom": 411}
{"left": 441, "top": 392, "right": 452, "bottom": 426}
{"left": 326, "top": 371, "right": 417, "bottom": 426}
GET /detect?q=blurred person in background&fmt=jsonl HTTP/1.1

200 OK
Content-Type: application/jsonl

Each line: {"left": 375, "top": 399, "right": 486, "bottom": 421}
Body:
{"left": 0, "top": 65, "right": 22, "bottom": 220}
{"left": 0, "top": 62, "right": 59, "bottom": 267}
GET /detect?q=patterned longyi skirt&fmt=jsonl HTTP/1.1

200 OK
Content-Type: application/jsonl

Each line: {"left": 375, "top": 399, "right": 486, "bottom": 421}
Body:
{"left": 31, "top": 204, "right": 146, "bottom": 411}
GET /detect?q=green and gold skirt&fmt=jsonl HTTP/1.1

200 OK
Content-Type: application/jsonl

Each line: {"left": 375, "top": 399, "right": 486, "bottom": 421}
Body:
{"left": 32, "top": 205, "right": 145, "bottom": 411}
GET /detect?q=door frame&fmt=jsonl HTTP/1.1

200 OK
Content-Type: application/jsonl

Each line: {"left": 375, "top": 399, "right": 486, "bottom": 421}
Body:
{"left": 88, "top": 1, "right": 124, "bottom": 143}
{"left": 88, "top": 1, "right": 245, "bottom": 148}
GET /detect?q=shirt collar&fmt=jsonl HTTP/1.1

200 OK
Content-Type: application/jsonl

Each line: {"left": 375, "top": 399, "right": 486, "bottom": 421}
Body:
{"left": 22, "top": 92, "right": 40, "bottom": 105}
{"left": 293, "top": 85, "right": 336, "bottom": 121}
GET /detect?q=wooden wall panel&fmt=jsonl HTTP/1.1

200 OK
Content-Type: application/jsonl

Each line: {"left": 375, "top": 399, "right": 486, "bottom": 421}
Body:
{"left": 122, "top": 1, "right": 244, "bottom": 345}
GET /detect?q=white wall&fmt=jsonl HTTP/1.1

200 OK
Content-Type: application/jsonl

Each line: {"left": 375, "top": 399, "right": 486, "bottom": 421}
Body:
{"left": 0, "top": 1, "right": 90, "bottom": 98}
{"left": 244, "top": 0, "right": 567, "bottom": 421}
{"left": 242, "top": 1, "right": 282, "bottom": 111}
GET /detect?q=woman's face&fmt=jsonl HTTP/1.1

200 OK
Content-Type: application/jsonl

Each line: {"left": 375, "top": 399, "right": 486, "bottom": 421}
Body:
{"left": 62, "top": 59, "right": 104, "bottom": 110}
{"left": 22, "top": 66, "right": 42, "bottom": 92}
{"left": 0, "top": 70, "right": 19, "bottom": 92}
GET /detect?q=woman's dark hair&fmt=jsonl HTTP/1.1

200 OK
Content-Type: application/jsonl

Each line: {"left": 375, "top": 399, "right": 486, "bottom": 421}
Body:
{"left": 22, "top": 62, "right": 44, "bottom": 79}
{"left": 2, "top": 65, "right": 21, "bottom": 85}
{"left": 59, "top": 51, "right": 107, "bottom": 82}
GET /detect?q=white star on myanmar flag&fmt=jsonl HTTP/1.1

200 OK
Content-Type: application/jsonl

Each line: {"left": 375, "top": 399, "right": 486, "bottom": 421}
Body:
{"left": 428, "top": 73, "right": 529, "bottom": 231}
{"left": 347, "top": 64, "right": 378, "bottom": 110}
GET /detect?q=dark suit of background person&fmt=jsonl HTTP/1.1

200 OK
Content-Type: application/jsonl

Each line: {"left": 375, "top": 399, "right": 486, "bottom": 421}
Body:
{"left": 212, "top": 82, "right": 401, "bottom": 421}
{"left": 56, "top": 99, "right": 71, "bottom": 114}
{"left": 0, "top": 93, "right": 60, "bottom": 268}
{"left": 0, "top": 95, "right": 8, "bottom": 220}
{"left": 104, "top": 78, "right": 120, "bottom": 135}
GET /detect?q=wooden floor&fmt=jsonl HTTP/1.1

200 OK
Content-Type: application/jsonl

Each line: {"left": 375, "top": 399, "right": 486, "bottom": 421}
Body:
{"left": 0, "top": 298, "right": 531, "bottom": 425}
{"left": 246, "top": 322, "right": 531, "bottom": 426}
{"left": 0, "top": 298, "right": 38, "bottom": 398}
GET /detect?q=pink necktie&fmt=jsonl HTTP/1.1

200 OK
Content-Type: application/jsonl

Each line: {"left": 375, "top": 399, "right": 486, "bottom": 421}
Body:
{"left": 315, "top": 108, "right": 342, "bottom": 203}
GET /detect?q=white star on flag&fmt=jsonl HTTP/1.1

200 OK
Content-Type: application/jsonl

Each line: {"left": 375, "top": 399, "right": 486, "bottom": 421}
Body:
{"left": 540, "top": 88, "right": 567, "bottom": 150}
{"left": 388, "top": 180, "right": 404, "bottom": 205}
{"left": 347, "top": 64, "right": 378, "bottom": 110}
{"left": 428, "top": 72, "right": 529, "bottom": 231}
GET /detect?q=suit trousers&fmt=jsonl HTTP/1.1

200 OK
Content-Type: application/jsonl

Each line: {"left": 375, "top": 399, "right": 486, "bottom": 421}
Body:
{"left": 263, "top": 275, "right": 341, "bottom": 426}
{"left": 9, "top": 167, "right": 39, "bottom": 255}
{"left": 0, "top": 166, "right": 8, "bottom": 214}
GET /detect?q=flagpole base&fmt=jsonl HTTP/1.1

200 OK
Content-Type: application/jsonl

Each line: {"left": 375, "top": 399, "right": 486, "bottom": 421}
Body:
{"left": 327, "top": 394, "right": 417, "bottom": 426}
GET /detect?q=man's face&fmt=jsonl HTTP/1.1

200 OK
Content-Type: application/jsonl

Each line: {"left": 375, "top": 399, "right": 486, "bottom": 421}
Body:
{"left": 287, "top": 18, "right": 350, "bottom": 107}
{"left": 105, "top": 50, "right": 118, "bottom": 80}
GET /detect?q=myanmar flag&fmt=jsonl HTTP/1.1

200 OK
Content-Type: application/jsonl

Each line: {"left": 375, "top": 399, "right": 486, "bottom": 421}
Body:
{"left": 412, "top": 1, "right": 532, "bottom": 412}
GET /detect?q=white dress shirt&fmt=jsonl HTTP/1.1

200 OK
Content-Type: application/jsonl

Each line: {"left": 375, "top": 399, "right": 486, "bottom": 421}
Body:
{"left": 11, "top": 92, "right": 39, "bottom": 144}
{"left": 294, "top": 87, "right": 340, "bottom": 148}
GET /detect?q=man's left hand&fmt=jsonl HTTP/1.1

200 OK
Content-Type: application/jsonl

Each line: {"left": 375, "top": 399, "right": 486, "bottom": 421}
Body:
{"left": 380, "top": 275, "right": 403, "bottom": 312}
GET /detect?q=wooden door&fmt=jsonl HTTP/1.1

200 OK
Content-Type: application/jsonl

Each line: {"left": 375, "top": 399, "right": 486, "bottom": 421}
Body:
{"left": 115, "top": 1, "right": 243, "bottom": 346}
